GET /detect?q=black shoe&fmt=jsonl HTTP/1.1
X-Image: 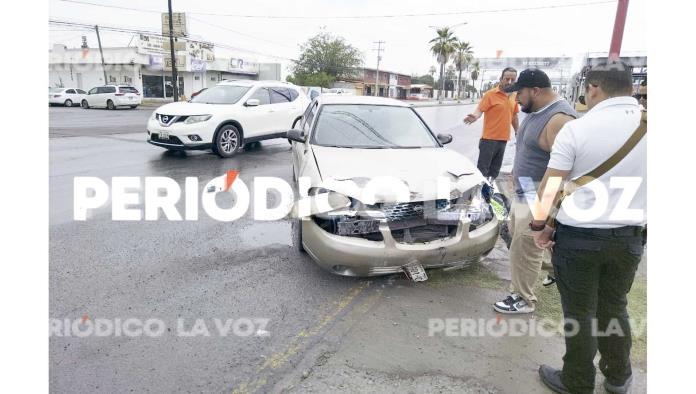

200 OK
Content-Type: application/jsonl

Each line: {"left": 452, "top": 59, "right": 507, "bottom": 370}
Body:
{"left": 603, "top": 375, "right": 633, "bottom": 394}
{"left": 539, "top": 365, "right": 572, "bottom": 394}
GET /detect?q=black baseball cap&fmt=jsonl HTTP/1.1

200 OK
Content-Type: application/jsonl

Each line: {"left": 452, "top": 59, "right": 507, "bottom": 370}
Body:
{"left": 503, "top": 68, "right": 551, "bottom": 92}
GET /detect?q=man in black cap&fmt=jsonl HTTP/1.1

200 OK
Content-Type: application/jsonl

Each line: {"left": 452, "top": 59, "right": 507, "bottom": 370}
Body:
{"left": 492, "top": 68, "right": 577, "bottom": 315}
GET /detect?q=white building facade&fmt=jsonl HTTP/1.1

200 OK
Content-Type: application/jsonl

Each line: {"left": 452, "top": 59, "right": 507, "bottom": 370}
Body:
{"left": 49, "top": 39, "right": 280, "bottom": 101}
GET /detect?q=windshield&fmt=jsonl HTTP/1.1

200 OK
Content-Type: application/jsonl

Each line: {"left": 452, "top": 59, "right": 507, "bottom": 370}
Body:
{"left": 311, "top": 104, "right": 439, "bottom": 148}
{"left": 190, "top": 85, "right": 250, "bottom": 104}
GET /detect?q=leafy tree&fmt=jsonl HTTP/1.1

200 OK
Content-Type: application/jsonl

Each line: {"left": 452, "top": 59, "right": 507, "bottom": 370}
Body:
{"left": 470, "top": 60, "right": 480, "bottom": 97}
{"left": 287, "top": 32, "right": 363, "bottom": 87}
{"left": 429, "top": 27, "right": 458, "bottom": 100}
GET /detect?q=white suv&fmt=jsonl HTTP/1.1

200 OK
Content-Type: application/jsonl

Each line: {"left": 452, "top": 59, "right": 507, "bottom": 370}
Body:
{"left": 81, "top": 85, "right": 142, "bottom": 109}
{"left": 147, "top": 80, "right": 309, "bottom": 158}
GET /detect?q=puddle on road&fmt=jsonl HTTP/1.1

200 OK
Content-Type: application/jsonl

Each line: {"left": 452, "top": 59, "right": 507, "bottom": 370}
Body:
{"left": 237, "top": 220, "right": 293, "bottom": 248}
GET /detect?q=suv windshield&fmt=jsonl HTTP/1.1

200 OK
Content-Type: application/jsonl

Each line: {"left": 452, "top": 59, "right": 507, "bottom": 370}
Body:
{"left": 191, "top": 85, "right": 251, "bottom": 104}
{"left": 311, "top": 104, "right": 439, "bottom": 148}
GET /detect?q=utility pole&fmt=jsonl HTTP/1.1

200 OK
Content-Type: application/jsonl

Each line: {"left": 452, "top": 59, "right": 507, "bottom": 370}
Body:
{"left": 94, "top": 25, "right": 108, "bottom": 84}
{"left": 167, "top": 0, "right": 179, "bottom": 101}
{"left": 373, "top": 41, "right": 385, "bottom": 96}
{"left": 609, "top": 0, "right": 629, "bottom": 61}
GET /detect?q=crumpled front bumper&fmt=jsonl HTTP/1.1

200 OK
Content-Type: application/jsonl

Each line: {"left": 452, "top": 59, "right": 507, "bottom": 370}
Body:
{"left": 302, "top": 216, "right": 499, "bottom": 277}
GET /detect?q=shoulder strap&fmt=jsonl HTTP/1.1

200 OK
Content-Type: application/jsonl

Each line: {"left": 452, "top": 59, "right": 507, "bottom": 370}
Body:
{"left": 546, "top": 111, "right": 647, "bottom": 226}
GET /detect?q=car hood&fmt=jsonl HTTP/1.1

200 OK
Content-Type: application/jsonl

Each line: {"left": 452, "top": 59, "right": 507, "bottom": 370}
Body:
{"left": 154, "top": 101, "right": 228, "bottom": 115}
{"left": 309, "top": 146, "right": 485, "bottom": 203}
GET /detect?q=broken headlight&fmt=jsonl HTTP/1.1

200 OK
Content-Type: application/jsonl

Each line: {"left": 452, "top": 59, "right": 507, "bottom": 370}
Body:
{"left": 308, "top": 188, "right": 383, "bottom": 238}
{"left": 463, "top": 183, "right": 495, "bottom": 228}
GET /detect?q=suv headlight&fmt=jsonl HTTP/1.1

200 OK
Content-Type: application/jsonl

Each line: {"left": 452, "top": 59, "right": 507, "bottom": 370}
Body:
{"left": 184, "top": 115, "right": 212, "bottom": 124}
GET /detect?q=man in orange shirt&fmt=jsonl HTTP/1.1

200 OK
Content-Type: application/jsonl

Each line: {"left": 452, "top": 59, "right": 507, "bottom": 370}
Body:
{"left": 464, "top": 67, "right": 520, "bottom": 180}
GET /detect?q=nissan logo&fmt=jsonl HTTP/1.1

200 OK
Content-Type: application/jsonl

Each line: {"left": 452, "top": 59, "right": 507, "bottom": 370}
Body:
{"left": 162, "top": 116, "right": 169, "bottom": 123}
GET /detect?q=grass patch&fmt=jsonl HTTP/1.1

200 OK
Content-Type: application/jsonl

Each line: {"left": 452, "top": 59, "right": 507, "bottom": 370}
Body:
{"left": 535, "top": 275, "right": 647, "bottom": 363}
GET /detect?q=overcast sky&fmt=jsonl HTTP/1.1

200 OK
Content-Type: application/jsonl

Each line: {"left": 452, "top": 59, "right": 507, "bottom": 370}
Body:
{"left": 49, "top": 0, "right": 647, "bottom": 78}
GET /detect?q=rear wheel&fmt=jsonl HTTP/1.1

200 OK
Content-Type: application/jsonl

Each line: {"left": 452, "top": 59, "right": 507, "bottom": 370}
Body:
{"left": 214, "top": 125, "right": 242, "bottom": 158}
{"left": 106, "top": 100, "right": 115, "bottom": 110}
{"left": 130, "top": 105, "right": 138, "bottom": 109}
{"left": 81, "top": 100, "right": 89, "bottom": 109}
{"left": 64, "top": 99, "right": 73, "bottom": 107}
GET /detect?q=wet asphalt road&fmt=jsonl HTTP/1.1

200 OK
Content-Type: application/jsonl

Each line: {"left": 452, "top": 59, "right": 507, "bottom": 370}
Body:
{"left": 49, "top": 104, "right": 529, "bottom": 393}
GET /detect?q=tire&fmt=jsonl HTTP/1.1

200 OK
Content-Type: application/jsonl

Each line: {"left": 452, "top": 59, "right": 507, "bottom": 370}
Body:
{"left": 130, "top": 105, "right": 138, "bottom": 109}
{"left": 292, "top": 218, "right": 305, "bottom": 253}
{"left": 106, "top": 100, "right": 116, "bottom": 110}
{"left": 64, "top": 99, "right": 73, "bottom": 107}
{"left": 81, "top": 100, "right": 89, "bottom": 109}
{"left": 213, "top": 124, "right": 242, "bottom": 158}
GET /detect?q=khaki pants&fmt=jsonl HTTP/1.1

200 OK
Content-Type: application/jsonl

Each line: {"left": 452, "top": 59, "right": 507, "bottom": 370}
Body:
{"left": 508, "top": 196, "right": 554, "bottom": 305}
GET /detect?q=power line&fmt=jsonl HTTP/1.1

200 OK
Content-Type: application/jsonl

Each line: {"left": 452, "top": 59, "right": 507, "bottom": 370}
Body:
{"left": 49, "top": 19, "right": 296, "bottom": 61}
{"left": 57, "top": 0, "right": 617, "bottom": 20}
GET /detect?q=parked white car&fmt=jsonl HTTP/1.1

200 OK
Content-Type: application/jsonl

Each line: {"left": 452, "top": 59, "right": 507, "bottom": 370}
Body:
{"left": 147, "top": 80, "right": 310, "bottom": 158}
{"left": 81, "top": 85, "right": 142, "bottom": 109}
{"left": 49, "top": 87, "right": 86, "bottom": 107}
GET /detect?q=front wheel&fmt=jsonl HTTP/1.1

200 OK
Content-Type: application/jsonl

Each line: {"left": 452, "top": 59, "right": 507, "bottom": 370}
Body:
{"left": 130, "top": 105, "right": 138, "bottom": 109}
{"left": 213, "top": 125, "right": 242, "bottom": 158}
{"left": 292, "top": 218, "right": 305, "bottom": 253}
{"left": 64, "top": 99, "right": 73, "bottom": 107}
{"left": 81, "top": 100, "right": 89, "bottom": 109}
{"left": 106, "top": 100, "right": 115, "bottom": 110}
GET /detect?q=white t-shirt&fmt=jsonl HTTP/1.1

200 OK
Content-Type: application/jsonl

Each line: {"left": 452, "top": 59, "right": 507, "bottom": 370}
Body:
{"left": 548, "top": 96, "right": 647, "bottom": 228}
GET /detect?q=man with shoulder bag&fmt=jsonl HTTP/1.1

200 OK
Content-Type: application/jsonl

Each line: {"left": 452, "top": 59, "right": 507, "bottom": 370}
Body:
{"left": 530, "top": 62, "right": 647, "bottom": 394}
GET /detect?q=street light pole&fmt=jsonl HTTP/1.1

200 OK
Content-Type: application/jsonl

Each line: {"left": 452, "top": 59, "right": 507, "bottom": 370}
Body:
{"left": 167, "top": 0, "right": 179, "bottom": 102}
{"left": 94, "top": 25, "right": 108, "bottom": 84}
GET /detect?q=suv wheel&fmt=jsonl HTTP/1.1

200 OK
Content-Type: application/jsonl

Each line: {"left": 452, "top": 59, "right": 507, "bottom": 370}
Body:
{"left": 214, "top": 125, "right": 241, "bottom": 158}
{"left": 81, "top": 100, "right": 89, "bottom": 109}
{"left": 106, "top": 100, "right": 115, "bottom": 110}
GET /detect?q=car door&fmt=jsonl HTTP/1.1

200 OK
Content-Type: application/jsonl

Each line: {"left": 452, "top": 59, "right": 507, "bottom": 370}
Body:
{"left": 101, "top": 86, "right": 116, "bottom": 107}
{"left": 292, "top": 101, "right": 318, "bottom": 179}
{"left": 269, "top": 87, "right": 297, "bottom": 132}
{"left": 241, "top": 87, "right": 273, "bottom": 138}
{"left": 86, "top": 87, "right": 99, "bottom": 106}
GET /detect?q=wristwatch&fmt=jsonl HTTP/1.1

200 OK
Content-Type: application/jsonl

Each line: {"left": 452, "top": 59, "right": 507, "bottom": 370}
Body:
{"left": 529, "top": 221, "right": 546, "bottom": 231}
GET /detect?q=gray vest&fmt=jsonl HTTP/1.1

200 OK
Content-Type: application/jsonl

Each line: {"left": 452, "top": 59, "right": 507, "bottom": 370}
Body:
{"left": 513, "top": 99, "right": 577, "bottom": 195}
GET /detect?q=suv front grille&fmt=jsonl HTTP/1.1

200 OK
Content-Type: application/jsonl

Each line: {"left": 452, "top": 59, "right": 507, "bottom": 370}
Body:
{"left": 156, "top": 114, "right": 188, "bottom": 127}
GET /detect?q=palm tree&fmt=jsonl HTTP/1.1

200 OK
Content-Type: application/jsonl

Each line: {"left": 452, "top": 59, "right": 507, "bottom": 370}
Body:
{"left": 429, "top": 27, "right": 458, "bottom": 101}
{"left": 470, "top": 60, "right": 480, "bottom": 99}
{"left": 453, "top": 41, "right": 474, "bottom": 100}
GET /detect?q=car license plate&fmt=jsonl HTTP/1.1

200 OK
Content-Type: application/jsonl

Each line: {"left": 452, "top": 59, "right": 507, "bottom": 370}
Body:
{"left": 402, "top": 262, "right": 428, "bottom": 282}
{"left": 159, "top": 131, "right": 169, "bottom": 140}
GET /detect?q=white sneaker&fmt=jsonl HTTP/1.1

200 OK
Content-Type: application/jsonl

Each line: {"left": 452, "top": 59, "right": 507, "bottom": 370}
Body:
{"left": 493, "top": 297, "right": 535, "bottom": 314}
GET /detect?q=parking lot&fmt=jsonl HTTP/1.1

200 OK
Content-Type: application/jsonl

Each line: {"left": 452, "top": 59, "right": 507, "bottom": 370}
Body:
{"left": 49, "top": 103, "right": 646, "bottom": 393}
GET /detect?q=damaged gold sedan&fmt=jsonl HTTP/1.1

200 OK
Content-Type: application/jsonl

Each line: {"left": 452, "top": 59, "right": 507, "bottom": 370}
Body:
{"left": 287, "top": 95, "right": 499, "bottom": 280}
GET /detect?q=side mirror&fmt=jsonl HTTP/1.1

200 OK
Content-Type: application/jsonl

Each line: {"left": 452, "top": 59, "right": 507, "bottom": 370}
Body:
{"left": 245, "top": 99, "right": 260, "bottom": 107}
{"left": 437, "top": 133, "right": 453, "bottom": 145}
{"left": 578, "top": 95, "right": 586, "bottom": 105}
{"left": 286, "top": 129, "right": 306, "bottom": 143}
